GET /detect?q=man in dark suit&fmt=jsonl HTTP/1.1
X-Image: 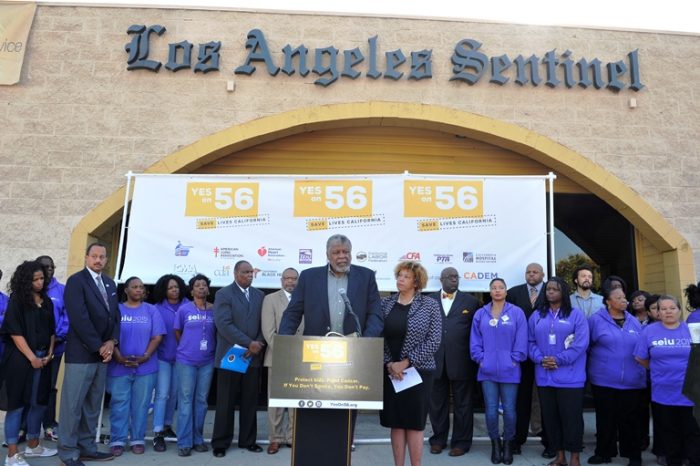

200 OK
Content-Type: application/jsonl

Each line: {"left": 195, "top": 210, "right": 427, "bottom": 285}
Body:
{"left": 506, "top": 262, "right": 553, "bottom": 457}
{"left": 211, "top": 260, "right": 265, "bottom": 458}
{"left": 58, "top": 243, "right": 120, "bottom": 466}
{"left": 428, "top": 267, "right": 480, "bottom": 457}
{"left": 279, "top": 234, "right": 382, "bottom": 338}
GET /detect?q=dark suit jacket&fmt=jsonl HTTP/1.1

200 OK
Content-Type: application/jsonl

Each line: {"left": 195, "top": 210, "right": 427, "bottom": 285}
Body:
{"left": 430, "top": 290, "right": 480, "bottom": 380}
{"left": 64, "top": 268, "right": 120, "bottom": 364}
{"left": 279, "top": 264, "right": 383, "bottom": 337}
{"left": 506, "top": 283, "right": 545, "bottom": 319}
{"left": 213, "top": 282, "right": 265, "bottom": 368}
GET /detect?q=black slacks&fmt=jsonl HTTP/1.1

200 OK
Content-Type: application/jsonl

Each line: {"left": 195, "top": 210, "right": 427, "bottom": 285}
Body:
{"left": 653, "top": 402, "right": 700, "bottom": 466}
{"left": 591, "top": 384, "right": 643, "bottom": 460}
{"left": 538, "top": 386, "right": 584, "bottom": 453}
{"left": 428, "top": 367, "right": 474, "bottom": 450}
{"left": 211, "top": 367, "right": 260, "bottom": 449}
{"left": 515, "top": 359, "right": 535, "bottom": 445}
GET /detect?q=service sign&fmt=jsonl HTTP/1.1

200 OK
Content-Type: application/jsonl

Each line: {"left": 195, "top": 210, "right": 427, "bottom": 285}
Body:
{"left": 268, "top": 336, "right": 384, "bottom": 410}
{"left": 119, "top": 173, "right": 548, "bottom": 291}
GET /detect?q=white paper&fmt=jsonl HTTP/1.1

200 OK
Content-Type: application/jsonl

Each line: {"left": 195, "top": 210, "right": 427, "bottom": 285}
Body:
{"left": 391, "top": 366, "right": 423, "bottom": 393}
{"left": 688, "top": 323, "right": 700, "bottom": 344}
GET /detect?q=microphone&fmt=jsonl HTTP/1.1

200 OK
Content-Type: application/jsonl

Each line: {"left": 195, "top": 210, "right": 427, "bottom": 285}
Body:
{"left": 338, "top": 288, "right": 362, "bottom": 337}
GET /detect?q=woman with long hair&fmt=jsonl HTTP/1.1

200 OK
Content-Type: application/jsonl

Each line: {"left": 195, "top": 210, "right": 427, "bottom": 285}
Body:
{"left": 151, "top": 274, "right": 189, "bottom": 451}
{"left": 0, "top": 261, "right": 57, "bottom": 466}
{"left": 107, "top": 276, "right": 165, "bottom": 456}
{"left": 174, "top": 274, "right": 216, "bottom": 457}
{"left": 470, "top": 278, "right": 527, "bottom": 465}
{"left": 684, "top": 282, "right": 700, "bottom": 323}
{"left": 528, "top": 276, "right": 589, "bottom": 466}
{"left": 380, "top": 261, "right": 442, "bottom": 466}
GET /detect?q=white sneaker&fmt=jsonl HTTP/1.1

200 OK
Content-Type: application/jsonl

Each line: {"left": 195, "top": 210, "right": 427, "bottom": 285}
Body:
{"left": 5, "top": 453, "right": 29, "bottom": 466}
{"left": 24, "top": 444, "right": 58, "bottom": 457}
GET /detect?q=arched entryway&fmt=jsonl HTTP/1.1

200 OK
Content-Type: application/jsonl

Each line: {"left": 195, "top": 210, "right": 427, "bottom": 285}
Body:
{"left": 67, "top": 102, "right": 694, "bottom": 299}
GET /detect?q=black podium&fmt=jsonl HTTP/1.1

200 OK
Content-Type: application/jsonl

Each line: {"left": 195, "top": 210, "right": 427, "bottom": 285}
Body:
{"left": 269, "top": 336, "right": 384, "bottom": 466}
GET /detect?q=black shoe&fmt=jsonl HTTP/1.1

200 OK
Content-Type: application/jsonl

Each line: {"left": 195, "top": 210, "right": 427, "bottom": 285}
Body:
{"left": 512, "top": 443, "right": 522, "bottom": 455}
{"left": 503, "top": 440, "right": 514, "bottom": 465}
{"left": 491, "top": 439, "right": 503, "bottom": 464}
{"left": 588, "top": 455, "right": 612, "bottom": 464}
{"left": 153, "top": 434, "right": 166, "bottom": 452}
{"left": 79, "top": 451, "right": 115, "bottom": 461}
{"left": 542, "top": 448, "right": 557, "bottom": 459}
{"left": 62, "top": 460, "right": 87, "bottom": 466}
{"left": 244, "top": 444, "right": 263, "bottom": 453}
{"left": 213, "top": 448, "right": 226, "bottom": 458}
{"left": 162, "top": 426, "right": 177, "bottom": 439}
{"left": 178, "top": 448, "right": 191, "bottom": 457}
{"left": 193, "top": 444, "right": 209, "bottom": 453}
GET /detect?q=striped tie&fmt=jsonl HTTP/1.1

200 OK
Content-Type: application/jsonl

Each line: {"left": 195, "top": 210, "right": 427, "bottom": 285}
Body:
{"left": 529, "top": 286, "right": 538, "bottom": 306}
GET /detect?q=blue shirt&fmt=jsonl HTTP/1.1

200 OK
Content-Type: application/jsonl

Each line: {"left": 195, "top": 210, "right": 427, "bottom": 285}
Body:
{"left": 470, "top": 302, "right": 528, "bottom": 383}
{"left": 570, "top": 291, "right": 604, "bottom": 319}
{"left": 529, "top": 307, "right": 589, "bottom": 388}
{"left": 108, "top": 302, "right": 166, "bottom": 377}
{"left": 46, "top": 278, "right": 67, "bottom": 356}
{"left": 587, "top": 309, "right": 646, "bottom": 389}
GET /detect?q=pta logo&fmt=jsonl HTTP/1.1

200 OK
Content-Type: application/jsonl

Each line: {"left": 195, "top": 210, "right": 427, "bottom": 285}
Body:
{"left": 400, "top": 252, "right": 421, "bottom": 260}
{"left": 434, "top": 254, "right": 452, "bottom": 263}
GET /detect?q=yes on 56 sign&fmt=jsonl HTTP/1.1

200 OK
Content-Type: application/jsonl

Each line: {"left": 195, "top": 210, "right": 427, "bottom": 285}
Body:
{"left": 294, "top": 180, "right": 372, "bottom": 217}
{"left": 185, "top": 182, "right": 259, "bottom": 217}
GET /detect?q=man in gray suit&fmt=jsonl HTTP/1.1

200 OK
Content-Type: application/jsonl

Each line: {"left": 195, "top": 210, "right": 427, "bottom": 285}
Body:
{"left": 261, "top": 268, "right": 302, "bottom": 454}
{"left": 211, "top": 260, "right": 265, "bottom": 458}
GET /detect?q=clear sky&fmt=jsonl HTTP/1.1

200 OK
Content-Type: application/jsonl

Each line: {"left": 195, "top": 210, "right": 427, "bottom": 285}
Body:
{"left": 34, "top": 0, "right": 700, "bottom": 34}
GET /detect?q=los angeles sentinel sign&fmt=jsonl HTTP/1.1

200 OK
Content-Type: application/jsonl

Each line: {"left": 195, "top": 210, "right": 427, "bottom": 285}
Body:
{"left": 119, "top": 173, "right": 548, "bottom": 291}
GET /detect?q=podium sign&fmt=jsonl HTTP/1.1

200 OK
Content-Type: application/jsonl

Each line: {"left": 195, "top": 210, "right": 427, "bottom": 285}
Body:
{"left": 269, "top": 335, "right": 383, "bottom": 410}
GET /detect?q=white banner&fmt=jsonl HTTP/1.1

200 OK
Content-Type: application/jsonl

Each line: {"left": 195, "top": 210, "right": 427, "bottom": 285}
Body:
{"left": 0, "top": 2, "right": 36, "bottom": 85}
{"left": 119, "top": 173, "right": 549, "bottom": 291}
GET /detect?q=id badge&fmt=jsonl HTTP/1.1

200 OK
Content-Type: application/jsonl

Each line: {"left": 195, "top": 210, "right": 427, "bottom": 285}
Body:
{"left": 200, "top": 339, "right": 208, "bottom": 351}
{"left": 548, "top": 333, "right": 556, "bottom": 345}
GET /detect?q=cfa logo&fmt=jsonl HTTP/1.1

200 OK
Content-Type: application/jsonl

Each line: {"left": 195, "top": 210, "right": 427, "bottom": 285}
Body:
{"left": 257, "top": 246, "right": 267, "bottom": 257}
{"left": 400, "top": 252, "right": 421, "bottom": 260}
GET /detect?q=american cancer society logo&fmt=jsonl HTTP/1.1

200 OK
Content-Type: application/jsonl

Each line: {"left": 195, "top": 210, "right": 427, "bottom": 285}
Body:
{"left": 174, "top": 241, "right": 193, "bottom": 256}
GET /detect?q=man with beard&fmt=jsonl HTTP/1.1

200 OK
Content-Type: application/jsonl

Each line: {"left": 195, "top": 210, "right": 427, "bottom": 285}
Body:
{"left": 569, "top": 265, "right": 603, "bottom": 318}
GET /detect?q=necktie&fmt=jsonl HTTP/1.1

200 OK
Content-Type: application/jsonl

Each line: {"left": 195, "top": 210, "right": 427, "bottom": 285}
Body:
{"left": 442, "top": 292, "right": 454, "bottom": 299}
{"left": 96, "top": 275, "right": 109, "bottom": 306}
{"left": 244, "top": 288, "right": 250, "bottom": 301}
{"left": 529, "top": 286, "right": 538, "bottom": 306}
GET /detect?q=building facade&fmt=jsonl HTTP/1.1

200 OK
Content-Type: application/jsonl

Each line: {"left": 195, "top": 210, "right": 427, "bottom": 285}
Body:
{"left": 1, "top": 5, "right": 698, "bottom": 299}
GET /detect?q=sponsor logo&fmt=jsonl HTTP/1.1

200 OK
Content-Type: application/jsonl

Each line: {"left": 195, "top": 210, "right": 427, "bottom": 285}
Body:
{"left": 367, "top": 252, "right": 388, "bottom": 262}
{"left": 463, "top": 252, "right": 474, "bottom": 263}
{"left": 174, "top": 241, "right": 193, "bottom": 256}
{"left": 476, "top": 253, "right": 497, "bottom": 263}
{"left": 299, "top": 249, "right": 313, "bottom": 264}
{"left": 434, "top": 254, "right": 452, "bottom": 263}
{"left": 260, "top": 270, "right": 279, "bottom": 278}
{"left": 462, "top": 271, "right": 499, "bottom": 280}
{"left": 258, "top": 246, "right": 268, "bottom": 257}
{"left": 213, "top": 265, "right": 232, "bottom": 277}
{"left": 258, "top": 246, "right": 285, "bottom": 260}
{"left": 213, "top": 246, "right": 244, "bottom": 259}
{"left": 356, "top": 251, "right": 368, "bottom": 262}
{"left": 173, "top": 264, "right": 197, "bottom": 274}
{"left": 400, "top": 252, "right": 421, "bottom": 261}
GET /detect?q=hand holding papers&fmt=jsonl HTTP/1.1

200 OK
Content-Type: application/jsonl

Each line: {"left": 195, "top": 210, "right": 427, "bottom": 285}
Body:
{"left": 221, "top": 344, "right": 252, "bottom": 373}
{"left": 390, "top": 366, "right": 422, "bottom": 393}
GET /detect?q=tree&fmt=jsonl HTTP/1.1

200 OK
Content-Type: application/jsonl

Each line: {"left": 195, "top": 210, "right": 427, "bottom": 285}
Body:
{"left": 555, "top": 253, "right": 601, "bottom": 291}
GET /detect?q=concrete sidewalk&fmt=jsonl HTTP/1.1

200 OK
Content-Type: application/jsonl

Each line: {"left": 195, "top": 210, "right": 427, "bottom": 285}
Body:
{"left": 2, "top": 410, "right": 658, "bottom": 466}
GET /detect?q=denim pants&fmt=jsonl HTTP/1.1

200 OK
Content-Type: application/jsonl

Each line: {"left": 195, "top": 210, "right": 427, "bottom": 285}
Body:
{"left": 482, "top": 380, "right": 518, "bottom": 441}
{"left": 107, "top": 372, "right": 157, "bottom": 447}
{"left": 153, "top": 360, "right": 178, "bottom": 432}
{"left": 175, "top": 362, "right": 214, "bottom": 449}
{"left": 4, "top": 353, "right": 47, "bottom": 445}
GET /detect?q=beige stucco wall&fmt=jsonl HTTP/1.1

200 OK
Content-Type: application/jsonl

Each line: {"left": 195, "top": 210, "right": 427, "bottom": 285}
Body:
{"left": 0, "top": 5, "right": 698, "bottom": 284}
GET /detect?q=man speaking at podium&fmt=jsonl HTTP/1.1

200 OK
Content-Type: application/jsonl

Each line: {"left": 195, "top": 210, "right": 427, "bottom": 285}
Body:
{"left": 279, "top": 234, "right": 383, "bottom": 338}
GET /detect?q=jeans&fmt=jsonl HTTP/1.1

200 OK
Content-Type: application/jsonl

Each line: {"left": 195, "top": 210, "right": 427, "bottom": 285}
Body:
{"left": 4, "top": 355, "right": 47, "bottom": 445}
{"left": 107, "top": 372, "right": 157, "bottom": 447}
{"left": 482, "top": 381, "right": 518, "bottom": 441}
{"left": 153, "top": 360, "right": 178, "bottom": 432}
{"left": 175, "top": 362, "right": 214, "bottom": 448}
